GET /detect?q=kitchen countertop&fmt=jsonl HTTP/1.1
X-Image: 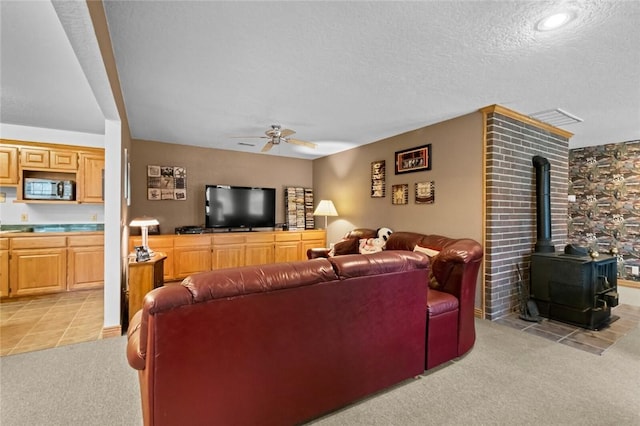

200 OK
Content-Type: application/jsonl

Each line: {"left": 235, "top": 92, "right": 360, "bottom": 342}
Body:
{"left": 0, "top": 224, "right": 104, "bottom": 234}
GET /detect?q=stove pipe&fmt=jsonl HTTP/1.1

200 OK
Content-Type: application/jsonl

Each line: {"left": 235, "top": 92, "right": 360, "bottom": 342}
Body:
{"left": 532, "top": 155, "right": 555, "bottom": 253}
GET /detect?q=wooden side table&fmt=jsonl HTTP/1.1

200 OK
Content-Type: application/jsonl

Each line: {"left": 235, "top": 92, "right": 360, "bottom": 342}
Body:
{"left": 127, "top": 253, "right": 166, "bottom": 323}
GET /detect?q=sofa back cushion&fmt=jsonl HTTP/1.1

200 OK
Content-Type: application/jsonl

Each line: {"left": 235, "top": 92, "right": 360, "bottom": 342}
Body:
{"left": 329, "top": 251, "right": 430, "bottom": 278}
{"left": 182, "top": 258, "right": 339, "bottom": 303}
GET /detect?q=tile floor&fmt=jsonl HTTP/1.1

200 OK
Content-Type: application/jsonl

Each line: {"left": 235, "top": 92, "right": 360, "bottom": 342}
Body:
{"left": 495, "top": 303, "right": 640, "bottom": 355}
{"left": 0, "top": 289, "right": 104, "bottom": 356}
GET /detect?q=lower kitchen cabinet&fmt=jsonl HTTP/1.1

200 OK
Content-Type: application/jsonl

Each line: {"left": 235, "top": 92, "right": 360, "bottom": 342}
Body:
{"left": 67, "top": 235, "right": 104, "bottom": 290}
{"left": 4, "top": 233, "right": 105, "bottom": 298}
{"left": 0, "top": 239, "right": 9, "bottom": 298}
{"left": 10, "top": 244, "right": 67, "bottom": 297}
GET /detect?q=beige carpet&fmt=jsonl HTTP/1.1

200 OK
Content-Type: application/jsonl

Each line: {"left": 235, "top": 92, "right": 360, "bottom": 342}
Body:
{"left": 2, "top": 316, "right": 639, "bottom": 425}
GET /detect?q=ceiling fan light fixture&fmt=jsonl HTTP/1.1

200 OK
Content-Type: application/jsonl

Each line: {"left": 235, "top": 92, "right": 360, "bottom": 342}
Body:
{"left": 536, "top": 11, "right": 574, "bottom": 31}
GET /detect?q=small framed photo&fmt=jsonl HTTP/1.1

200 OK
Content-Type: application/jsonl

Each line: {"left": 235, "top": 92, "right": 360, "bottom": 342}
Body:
{"left": 134, "top": 245, "right": 151, "bottom": 262}
{"left": 371, "top": 160, "right": 386, "bottom": 198}
{"left": 392, "top": 184, "right": 408, "bottom": 205}
{"left": 415, "top": 181, "right": 435, "bottom": 204}
{"left": 395, "top": 144, "right": 432, "bottom": 174}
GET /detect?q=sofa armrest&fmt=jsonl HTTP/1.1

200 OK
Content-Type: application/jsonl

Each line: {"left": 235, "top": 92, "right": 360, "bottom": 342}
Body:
{"left": 126, "top": 309, "right": 146, "bottom": 370}
{"left": 307, "top": 247, "right": 330, "bottom": 259}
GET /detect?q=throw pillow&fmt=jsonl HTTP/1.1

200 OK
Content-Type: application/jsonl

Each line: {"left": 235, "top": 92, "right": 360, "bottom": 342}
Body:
{"left": 413, "top": 245, "right": 441, "bottom": 288}
{"left": 330, "top": 237, "right": 360, "bottom": 256}
{"left": 413, "top": 245, "right": 440, "bottom": 257}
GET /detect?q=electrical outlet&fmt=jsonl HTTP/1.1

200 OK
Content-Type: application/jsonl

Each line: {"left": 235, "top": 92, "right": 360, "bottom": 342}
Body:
{"left": 91, "top": 214, "right": 98, "bottom": 222}
{"left": 20, "top": 213, "right": 28, "bottom": 222}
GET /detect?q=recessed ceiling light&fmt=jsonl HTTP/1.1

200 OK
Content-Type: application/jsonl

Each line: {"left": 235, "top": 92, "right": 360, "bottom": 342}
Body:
{"left": 536, "top": 12, "right": 574, "bottom": 31}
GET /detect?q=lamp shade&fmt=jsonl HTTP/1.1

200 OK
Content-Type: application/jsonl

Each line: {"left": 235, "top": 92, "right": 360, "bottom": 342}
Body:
{"left": 129, "top": 217, "right": 159, "bottom": 254}
{"left": 313, "top": 200, "right": 338, "bottom": 217}
{"left": 129, "top": 217, "right": 159, "bottom": 227}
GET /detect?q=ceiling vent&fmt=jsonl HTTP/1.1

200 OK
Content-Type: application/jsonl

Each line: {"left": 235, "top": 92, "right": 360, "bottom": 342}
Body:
{"left": 237, "top": 142, "right": 256, "bottom": 147}
{"left": 529, "top": 108, "right": 583, "bottom": 126}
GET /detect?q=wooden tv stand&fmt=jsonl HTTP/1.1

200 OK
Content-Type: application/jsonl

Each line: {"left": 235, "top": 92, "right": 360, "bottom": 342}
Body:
{"left": 129, "top": 229, "right": 326, "bottom": 282}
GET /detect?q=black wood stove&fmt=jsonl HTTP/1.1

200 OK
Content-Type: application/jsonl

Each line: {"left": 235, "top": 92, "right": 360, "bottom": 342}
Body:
{"left": 529, "top": 156, "right": 619, "bottom": 330}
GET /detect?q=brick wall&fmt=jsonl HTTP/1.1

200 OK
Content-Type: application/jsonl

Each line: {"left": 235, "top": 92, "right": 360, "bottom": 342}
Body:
{"left": 482, "top": 106, "right": 570, "bottom": 320}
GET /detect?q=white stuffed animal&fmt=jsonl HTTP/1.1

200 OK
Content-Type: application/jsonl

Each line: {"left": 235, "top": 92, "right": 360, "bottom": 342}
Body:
{"left": 359, "top": 237, "right": 385, "bottom": 254}
{"left": 377, "top": 227, "right": 393, "bottom": 244}
{"left": 359, "top": 228, "right": 393, "bottom": 254}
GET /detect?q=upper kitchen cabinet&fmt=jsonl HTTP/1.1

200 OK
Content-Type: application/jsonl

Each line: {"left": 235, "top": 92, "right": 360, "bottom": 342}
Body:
{"left": 77, "top": 153, "right": 105, "bottom": 203}
{"left": 1, "top": 140, "right": 105, "bottom": 204}
{"left": 0, "top": 145, "right": 19, "bottom": 185}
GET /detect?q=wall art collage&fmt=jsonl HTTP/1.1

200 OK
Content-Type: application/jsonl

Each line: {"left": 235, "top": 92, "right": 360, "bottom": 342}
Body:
{"left": 371, "top": 143, "right": 435, "bottom": 205}
{"left": 147, "top": 165, "right": 187, "bottom": 201}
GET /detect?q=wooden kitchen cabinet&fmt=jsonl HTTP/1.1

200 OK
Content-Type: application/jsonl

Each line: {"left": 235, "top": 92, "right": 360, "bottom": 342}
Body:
{"left": 212, "top": 234, "right": 245, "bottom": 269}
{"left": 275, "top": 232, "right": 301, "bottom": 263}
{"left": 301, "top": 230, "right": 327, "bottom": 259}
{"left": 244, "top": 233, "right": 274, "bottom": 266}
{"left": 9, "top": 236, "right": 67, "bottom": 297}
{"left": 20, "top": 147, "right": 49, "bottom": 168}
{"left": 173, "top": 235, "right": 211, "bottom": 279}
{"left": 4, "top": 140, "right": 104, "bottom": 204}
{"left": 77, "top": 153, "right": 104, "bottom": 203}
{"left": 67, "top": 234, "right": 104, "bottom": 290}
{"left": 0, "top": 239, "right": 9, "bottom": 298}
{"left": 20, "top": 147, "right": 78, "bottom": 171}
{"left": 50, "top": 150, "right": 78, "bottom": 170}
{"left": 0, "top": 145, "right": 19, "bottom": 185}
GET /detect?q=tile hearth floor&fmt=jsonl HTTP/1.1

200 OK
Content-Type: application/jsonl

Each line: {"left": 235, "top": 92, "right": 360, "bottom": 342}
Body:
{"left": 0, "top": 289, "right": 104, "bottom": 356}
{"left": 495, "top": 303, "right": 640, "bottom": 355}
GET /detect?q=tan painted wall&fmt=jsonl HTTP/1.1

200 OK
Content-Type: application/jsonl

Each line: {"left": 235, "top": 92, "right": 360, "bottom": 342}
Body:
{"left": 312, "top": 112, "right": 484, "bottom": 244}
{"left": 130, "top": 139, "right": 313, "bottom": 232}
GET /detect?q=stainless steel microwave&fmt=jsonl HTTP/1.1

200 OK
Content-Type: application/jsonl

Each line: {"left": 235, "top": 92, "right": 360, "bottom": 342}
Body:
{"left": 24, "top": 178, "right": 75, "bottom": 201}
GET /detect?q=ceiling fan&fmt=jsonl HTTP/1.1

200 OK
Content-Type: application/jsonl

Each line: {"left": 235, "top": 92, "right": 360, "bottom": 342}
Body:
{"left": 233, "top": 124, "right": 317, "bottom": 152}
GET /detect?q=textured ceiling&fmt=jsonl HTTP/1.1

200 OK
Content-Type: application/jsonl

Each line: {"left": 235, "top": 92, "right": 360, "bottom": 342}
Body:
{"left": 2, "top": 1, "right": 639, "bottom": 160}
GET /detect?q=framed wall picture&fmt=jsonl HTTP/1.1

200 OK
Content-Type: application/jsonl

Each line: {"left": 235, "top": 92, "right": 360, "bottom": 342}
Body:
{"left": 415, "top": 181, "right": 435, "bottom": 204}
{"left": 147, "top": 165, "right": 187, "bottom": 200}
{"left": 395, "top": 144, "right": 432, "bottom": 174}
{"left": 371, "top": 160, "right": 386, "bottom": 198}
{"left": 392, "top": 184, "right": 408, "bottom": 205}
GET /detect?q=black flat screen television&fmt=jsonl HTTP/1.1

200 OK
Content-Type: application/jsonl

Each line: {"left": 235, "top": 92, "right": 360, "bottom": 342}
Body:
{"left": 205, "top": 185, "right": 276, "bottom": 230}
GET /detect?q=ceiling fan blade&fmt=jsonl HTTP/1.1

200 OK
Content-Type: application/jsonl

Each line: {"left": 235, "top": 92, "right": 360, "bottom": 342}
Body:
{"left": 261, "top": 141, "right": 274, "bottom": 152}
{"left": 286, "top": 138, "right": 317, "bottom": 149}
{"left": 230, "top": 135, "right": 269, "bottom": 139}
{"left": 280, "top": 128, "right": 296, "bottom": 138}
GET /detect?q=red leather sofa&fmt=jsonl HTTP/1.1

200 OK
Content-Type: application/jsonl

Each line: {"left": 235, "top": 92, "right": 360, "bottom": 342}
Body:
{"left": 308, "top": 229, "right": 483, "bottom": 369}
{"left": 127, "top": 251, "right": 430, "bottom": 426}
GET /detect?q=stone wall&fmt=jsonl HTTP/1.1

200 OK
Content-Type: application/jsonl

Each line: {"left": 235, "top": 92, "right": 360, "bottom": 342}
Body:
{"left": 568, "top": 140, "right": 640, "bottom": 281}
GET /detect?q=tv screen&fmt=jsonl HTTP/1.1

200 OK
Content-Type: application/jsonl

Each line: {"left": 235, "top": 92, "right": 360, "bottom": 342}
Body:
{"left": 205, "top": 185, "right": 276, "bottom": 229}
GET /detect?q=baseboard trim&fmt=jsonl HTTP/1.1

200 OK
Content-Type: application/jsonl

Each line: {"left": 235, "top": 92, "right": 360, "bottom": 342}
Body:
{"left": 474, "top": 307, "right": 484, "bottom": 319}
{"left": 619, "top": 279, "right": 640, "bottom": 289}
{"left": 101, "top": 325, "right": 122, "bottom": 338}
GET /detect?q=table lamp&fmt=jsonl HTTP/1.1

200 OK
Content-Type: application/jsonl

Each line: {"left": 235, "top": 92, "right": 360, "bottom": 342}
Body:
{"left": 130, "top": 216, "right": 159, "bottom": 254}
{"left": 313, "top": 200, "right": 338, "bottom": 229}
